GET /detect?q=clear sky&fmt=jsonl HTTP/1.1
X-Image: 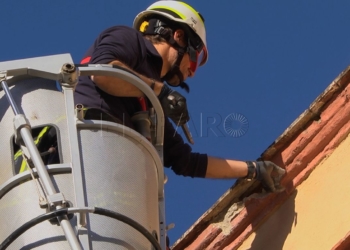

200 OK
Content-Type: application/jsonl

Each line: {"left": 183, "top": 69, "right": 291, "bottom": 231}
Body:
{"left": 1, "top": 0, "right": 350, "bottom": 246}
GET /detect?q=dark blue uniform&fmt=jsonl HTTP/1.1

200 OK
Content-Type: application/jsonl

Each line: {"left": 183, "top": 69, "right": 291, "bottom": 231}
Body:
{"left": 74, "top": 26, "right": 207, "bottom": 177}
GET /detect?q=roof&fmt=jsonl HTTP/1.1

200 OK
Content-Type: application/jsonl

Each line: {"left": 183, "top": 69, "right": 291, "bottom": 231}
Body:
{"left": 172, "top": 65, "right": 350, "bottom": 250}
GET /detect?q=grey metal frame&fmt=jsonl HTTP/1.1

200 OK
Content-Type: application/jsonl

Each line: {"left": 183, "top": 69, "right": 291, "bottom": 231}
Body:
{"left": 1, "top": 76, "right": 82, "bottom": 250}
{"left": 0, "top": 54, "right": 167, "bottom": 250}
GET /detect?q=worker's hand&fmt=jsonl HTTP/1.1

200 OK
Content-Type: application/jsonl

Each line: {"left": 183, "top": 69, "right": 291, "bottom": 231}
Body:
{"left": 255, "top": 161, "right": 286, "bottom": 193}
{"left": 158, "top": 84, "right": 189, "bottom": 126}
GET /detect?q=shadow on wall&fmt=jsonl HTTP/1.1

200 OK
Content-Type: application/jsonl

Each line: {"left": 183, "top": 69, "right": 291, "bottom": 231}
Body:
{"left": 248, "top": 190, "right": 298, "bottom": 250}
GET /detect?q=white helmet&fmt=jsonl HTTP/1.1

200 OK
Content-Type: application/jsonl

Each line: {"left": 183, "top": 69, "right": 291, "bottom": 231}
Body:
{"left": 134, "top": 0, "right": 208, "bottom": 67}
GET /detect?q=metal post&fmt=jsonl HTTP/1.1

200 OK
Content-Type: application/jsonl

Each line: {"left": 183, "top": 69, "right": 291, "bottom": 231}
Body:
{"left": 59, "top": 64, "right": 92, "bottom": 250}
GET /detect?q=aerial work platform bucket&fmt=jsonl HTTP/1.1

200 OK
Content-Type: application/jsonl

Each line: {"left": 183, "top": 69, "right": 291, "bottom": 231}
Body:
{"left": 0, "top": 54, "right": 166, "bottom": 250}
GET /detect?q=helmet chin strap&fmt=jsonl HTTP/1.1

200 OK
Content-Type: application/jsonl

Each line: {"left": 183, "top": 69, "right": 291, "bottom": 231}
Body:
{"left": 143, "top": 19, "right": 190, "bottom": 92}
{"left": 161, "top": 47, "right": 190, "bottom": 93}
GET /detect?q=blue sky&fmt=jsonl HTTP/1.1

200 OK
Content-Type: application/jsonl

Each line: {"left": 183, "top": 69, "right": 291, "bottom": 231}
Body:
{"left": 1, "top": 0, "right": 350, "bottom": 246}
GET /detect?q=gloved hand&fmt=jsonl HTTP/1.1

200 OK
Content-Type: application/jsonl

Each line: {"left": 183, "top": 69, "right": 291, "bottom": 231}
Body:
{"left": 158, "top": 84, "right": 190, "bottom": 126}
{"left": 255, "top": 161, "right": 286, "bottom": 193}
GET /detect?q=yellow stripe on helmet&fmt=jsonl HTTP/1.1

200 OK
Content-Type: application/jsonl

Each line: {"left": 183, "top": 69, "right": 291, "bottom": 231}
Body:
{"left": 149, "top": 5, "right": 186, "bottom": 20}
{"left": 177, "top": 1, "right": 204, "bottom": 25}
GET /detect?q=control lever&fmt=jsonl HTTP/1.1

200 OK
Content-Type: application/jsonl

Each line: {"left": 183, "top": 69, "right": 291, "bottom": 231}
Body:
{"left": 167, "top": 95, "right": 194, "bottom": 145}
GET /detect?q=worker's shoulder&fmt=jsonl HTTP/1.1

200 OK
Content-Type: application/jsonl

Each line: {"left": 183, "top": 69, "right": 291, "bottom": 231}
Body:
{"left": 100, "top": 25, "right": 140, "bottom": 37}
{"left": 94, "top": 25, "right": 143, "bottom": 45}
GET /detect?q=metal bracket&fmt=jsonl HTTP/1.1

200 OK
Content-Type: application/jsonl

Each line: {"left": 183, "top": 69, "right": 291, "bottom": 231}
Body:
{"left": 46, "top": 193, "right": 71, "bottom": 225}
{"left": 59, "top": 63, "right": 79, "bottom": 88}
{"left": 47, "top": 192, "right": 67, "bottom": 211}
{"left": 75, "top": 104, "right": 84, "bottom": 120}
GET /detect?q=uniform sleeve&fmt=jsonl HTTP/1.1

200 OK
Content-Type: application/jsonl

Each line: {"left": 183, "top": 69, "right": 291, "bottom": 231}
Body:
{"left": 90, "top": 27, "right": 143, "bottom": 68}
{"left": 163, "top": 118, "right": 208, "bottom": 178}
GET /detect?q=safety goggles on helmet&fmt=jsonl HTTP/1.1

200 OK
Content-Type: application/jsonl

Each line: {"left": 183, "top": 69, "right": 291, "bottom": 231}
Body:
{"left": 187, "top": 39, "right": 206, "bottom": 73}
{"left": 184, "top": 28, "right": 207, "bottom": 71}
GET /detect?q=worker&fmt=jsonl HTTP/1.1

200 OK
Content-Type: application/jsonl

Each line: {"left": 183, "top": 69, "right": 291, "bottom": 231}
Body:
{"left": 74, "top": 0, "right": 285, "bottom": 203}
{"left": 74, "top": 1, "right": 285, "bottom": 248}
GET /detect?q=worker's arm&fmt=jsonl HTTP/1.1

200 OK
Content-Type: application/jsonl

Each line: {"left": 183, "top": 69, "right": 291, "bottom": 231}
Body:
{"left": 206, "top": 156, "right": 286, "bottom": 192}
{"left": 91, "top": 60, "right": 164, "bottom": 97}
{"left": 206, "top": 157, "right": 250, "bottom": 178}
{"left": 91, "top": 60, "right": 190, "bottom": 125}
